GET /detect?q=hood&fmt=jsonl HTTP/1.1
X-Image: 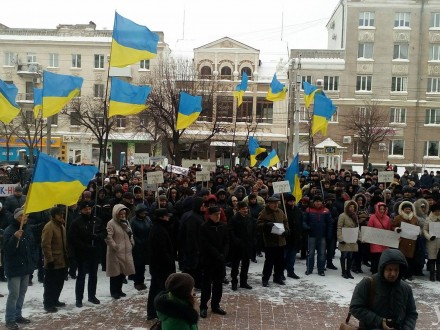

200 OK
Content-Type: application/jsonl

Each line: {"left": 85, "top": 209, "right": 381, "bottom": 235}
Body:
{"left": 135, "top": 203, "right": 149, "bottom": 215}
{"left": 112, "top": 203, "right": 129, "bottom": 220}
{"left": 233, "top": 185, "right": 246, "bottom": 194}
{"left": 378, "top": 249, "right": 408, "bottom": 282}
{"left": 414, "top": 198, "right": 429, "bottom": 217}
{"left": 344, "top": 200, "right": 358, "bottom": 214}
{"left": 353, "top": 193, "right": 367, "bottom": 206}
{"left": 192, "top": 197, "right": 205, "bottom": 213}
{"left": 374, "top": 202, "right": 388, "bottom": 219}
{"left": 398, "top": 200, "right": 414, "bottom": 217}
{"left": 206, "top": 194, "right": 217, "bottom": 202}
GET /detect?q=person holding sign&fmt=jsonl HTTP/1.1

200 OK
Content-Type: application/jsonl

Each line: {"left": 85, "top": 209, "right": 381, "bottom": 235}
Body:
{"left": 368, "top": 202, "right": 392, "bottom": 274}
{"left": 423, "top": 203, "right": 440, "bottom": 281}
{"left": 337, "top": 201, "right": 360, "bottom": 279}
{"left": 392, "top": 201, "right": 418, "bottom": 281}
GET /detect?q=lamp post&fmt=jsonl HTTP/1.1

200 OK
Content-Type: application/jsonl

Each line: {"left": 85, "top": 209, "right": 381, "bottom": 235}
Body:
{"left": 287, "top": 56, "right": 301, "bottom": 164}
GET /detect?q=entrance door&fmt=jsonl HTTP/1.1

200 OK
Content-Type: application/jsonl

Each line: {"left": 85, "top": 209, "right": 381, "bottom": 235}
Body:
{"left": 317, "top": 154, "right": 341, "bottom": 170}
{"left": 112, "top": 142, "right": 127, "bottom": 169}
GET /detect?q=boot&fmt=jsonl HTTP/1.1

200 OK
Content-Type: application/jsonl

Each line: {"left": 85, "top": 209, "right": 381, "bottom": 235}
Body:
{"left": 346, "top": 259, "right": 354, "bottom": 279}
{"left": 436, "top": 263, "right": 440, "bottom": 281}
{"left": 428, "top": 260, "right": 435, "bottom": 282}
{"left": 327, "top": 260, "right": 338, "bottom": 270}
{"left": 340, "top": 259, "right": 347, "bottom": 279}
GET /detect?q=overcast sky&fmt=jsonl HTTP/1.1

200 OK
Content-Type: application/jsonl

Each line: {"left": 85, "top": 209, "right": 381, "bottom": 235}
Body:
{"left": 1, "top": 0, "right": 340, "bottom": 56}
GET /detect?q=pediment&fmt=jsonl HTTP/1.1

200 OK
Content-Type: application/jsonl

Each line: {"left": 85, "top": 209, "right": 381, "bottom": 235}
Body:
{"left": 195, "top": 37, "right": 259, "bottom": 52}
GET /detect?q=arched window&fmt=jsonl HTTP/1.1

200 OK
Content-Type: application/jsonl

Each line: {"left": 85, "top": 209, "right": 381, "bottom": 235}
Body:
{"left": 200, "top": 65, "right": 212, "bottom": 79}
{"left": 241, "top": 67, "right": 252, "bottom": 79}
{"left": 220, "top": 66, "right": 232, "bottom": 80}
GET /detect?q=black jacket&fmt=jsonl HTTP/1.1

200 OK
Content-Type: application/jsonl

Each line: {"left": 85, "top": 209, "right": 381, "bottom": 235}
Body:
{"left": 285, "top": 204, "right": 303, "bottom": 250}
{"left": 228, "top": 212, "right": 255, "bottom": 259}
{"left": 148, "top": 219, "right": 176, "bottom": 276}
{"left": 68, "top": 213, "right": 105, "bottom": 261}
{"left": 130, "top": 214, "right": 152, "bottom": 264}
{"left": 199, "top": 219, "right": 228, "bottom": 270}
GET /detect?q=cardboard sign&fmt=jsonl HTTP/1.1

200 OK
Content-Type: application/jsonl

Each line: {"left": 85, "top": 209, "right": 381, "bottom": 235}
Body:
{"left": 361, "top": 226, "right": 400, "bottom": 248}
{"left": 0, "top": 184, "right": 16, "bottom": 197}
{"left": 142, "top": 180, "right": 156, "bottom": 191}
{"left": 167, "top": 165, "right": 189, "bottom": 176}
{"left": 342, "top": 227, "right": 359, "bottom": 243}
{"left": 378, "top": 171, "right": 394, "bottom": 183}
{"left": 146, "top": 171, "right": 164, "bottom": 184}
{"left": 196, "top": 171, "right": 210, "bottom": 182}
{"left": 272, "top": 180, "right": 291, "bottom": 194}
{"left": 150, "top": 156, "right": 166, "bottom": 163}
{"left": 133, "top": 153, "right": 149, "bottom": 164}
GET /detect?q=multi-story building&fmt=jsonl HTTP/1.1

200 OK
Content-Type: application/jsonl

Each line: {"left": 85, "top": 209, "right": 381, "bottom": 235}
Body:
{"left": 291, "top": 0, "right": 440, "bottom": 172}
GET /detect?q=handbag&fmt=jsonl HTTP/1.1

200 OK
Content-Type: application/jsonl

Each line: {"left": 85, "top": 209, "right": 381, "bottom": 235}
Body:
{"left": 150, "top": 319, "right": 162, "bottom": 330}
{"left": 339, "top": 277, "right": 375, "bottom": 330}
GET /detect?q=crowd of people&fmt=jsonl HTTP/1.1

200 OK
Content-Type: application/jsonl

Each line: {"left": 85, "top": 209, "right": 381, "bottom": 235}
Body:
{"left": 0, "top": 162, "right": 439, "bottom": 329}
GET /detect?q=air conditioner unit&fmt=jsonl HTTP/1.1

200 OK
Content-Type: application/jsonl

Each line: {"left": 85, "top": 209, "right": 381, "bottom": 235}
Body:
{"left": 378, "top": 142, "right": 387, "bottom": 151}
{"left": 343, "top": 136, "right": 352, "bottom": 144}
{"left": 316, "top": 79, "right": 324, "bottom": 87}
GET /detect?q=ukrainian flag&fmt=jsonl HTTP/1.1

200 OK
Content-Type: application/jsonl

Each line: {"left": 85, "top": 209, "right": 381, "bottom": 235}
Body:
{"left": 233, "top": 72, "right": 248, "bottom": 107}
{"left": 285, "top": 154, "right": 302, "bottom": 202}
{"left": 303, "top": 81, "right": 318, "bottom": 109}
{"left": 33, "top": 88, "right": 42, "bottom": 117}
{"left": 109, "top": 77, "right": 151, "bottom": 117}
{"left": 24, "top": 153, "right": 98, "bottom": 214}
{"left": 266, "top": 73, "right": 287, "bottom": 102}
{"left": 42, "top": 71, "right": 83, "bottom": 118}
{"left": 312, "top": 93, "right": 337, "bottom": 136}
{"left": 248, "top": 136, "right": 266, "bottom": 167}
{"left": 259, "top": 149, "right": 280, "bottom": 168}
{"left": 110, "top": 12, "right": 159, "bottom": 68}
{"left": 176, "top": 92, "right": 202, "bottom": 130}
{"left": 0, "top": 79, "right": 20, "bottom": 124}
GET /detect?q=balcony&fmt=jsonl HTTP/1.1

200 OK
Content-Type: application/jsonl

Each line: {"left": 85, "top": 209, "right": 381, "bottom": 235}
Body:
{"left": 16, "top": 92, "right": 34, "bottom": 105}
{"left": 17, "top": 62, "right": 42, "bottom": 77}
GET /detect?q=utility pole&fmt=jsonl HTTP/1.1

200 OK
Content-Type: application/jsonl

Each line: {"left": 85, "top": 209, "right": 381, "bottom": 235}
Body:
{"left": 287, "top": 55, "right": 301, "bottom": 164}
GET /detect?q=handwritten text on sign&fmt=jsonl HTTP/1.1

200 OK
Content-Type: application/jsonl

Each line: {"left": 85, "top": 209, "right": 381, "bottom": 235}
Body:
{"left": 196, "top": 171, "right": 210, "bottom": 182}
{"left": 272, "top": 180, "right": 291, "bottom": 194}
{"left": 146, "top": 171, "right": 164, "bottom": 185}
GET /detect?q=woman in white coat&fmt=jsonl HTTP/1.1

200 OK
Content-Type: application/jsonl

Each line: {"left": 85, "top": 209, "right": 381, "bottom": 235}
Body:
{"left": 423, "top": 203, "right": 440, "bottom": 282}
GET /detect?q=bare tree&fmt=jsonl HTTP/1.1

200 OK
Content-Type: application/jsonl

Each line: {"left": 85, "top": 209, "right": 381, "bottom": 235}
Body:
{"left": 0, "top": 122, "right": 15, "bottom": 162}
{"left": 341, "top": 101, "right": 391, "bottom": 169}
{"left": 145, "top": 56, "right": 228, "bottom": 166}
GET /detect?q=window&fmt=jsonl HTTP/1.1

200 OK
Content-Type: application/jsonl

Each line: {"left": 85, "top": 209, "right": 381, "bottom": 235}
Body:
{"left": 299, "top": 106, "right": 309, "bottom": 122}
{"left": 94, "top": 54, "right": 105, "bottom": 69}
{"left": 356, "top": 75, "right": 372, "bottom": 91}
{"left": 393, "top": 44, "right": 409, "bottom": 60}
{"left": 4, "top": 52, "right": 14, "bottom": 66}
{"left": 116, "top": 116, "right": 126, "bottom": 128}
{"left": 70, "top": 112, "right": 81, "bottom": 126}
{"left": 425, "top": 141, "right": 440, "bottom": 157}
{"left": 391, "top": 76, "right": 408, "bottom": 92}
{"left": 94, "top": 84, "right": 104, "bottom": 98}
{"left": 51, "top": 114, "right": 58, "bottom": 126}
{"left": 427, "top": 78, "right": 440, "bottom": 93}
{"left": 329, "top": 108, "right": 338, "bottom": 122}
{"left": 359, "top": 12, "right": 375, "bottom": 27}
{"left": 353, "top": 140, "right": 363, "bottom": 155}
{"left": 94, "top": 115, "right": 104, "bottom": 127}
{"left": 429, "top": 44, "right": 440, "bottom": 61}
{"left": 25, "top": 110, "right": 34, "bottom": 125}
{"left": 431, "top": 13, "right": 440, "bottom": 28}
{"left": 389, "top": 108, "right": 406, "bottom": 123}
{"left": 216, "top": 96, "right": 233, "bottom": 122}
{"left": 49, "top": 53, "right": 59, "bottom": 67}
{"left": 256, "top": 97, "right": 273, "bottom": 124}
{"left": 324, "top": 76, "right": 339, "bottom": 91}
{"left": 72, "top": 54, "right": 81, "bottom": 68}
{"left": 198, "top": 96, "right": 213, "bottom": 122}
{"left": 27, "top": 53, "right": 36, "bottom": 63}
{"left": 301, "top": 75, "right": 312, "bottom": 90}
{"left": 358, "top": 43, "right": 374, "bottom": 59}
{"left": 237, "top": 97, "right": 253, "bottom": 122}
{"left": 220, "top": 66, "right": 232, "bottom": 80}
{"left": 425, "top": 108, "right": 440, "bottom": 124}
{"left": 140, "top": 59, "right": 150, "bottom": 70}
{"left": 394, "top": 12, "right": 410, "bottom": 28}
{"left": 357, "top": 107, "right": 370, "bottom": 124}
{"left": 241, "top": 67, "right": 252, "bottom": 80}
{"left": 200, "top": 65, "right": 211, "bottom": 79}
{"left": 389, "top": 140, "right": 404, "bottom": 156}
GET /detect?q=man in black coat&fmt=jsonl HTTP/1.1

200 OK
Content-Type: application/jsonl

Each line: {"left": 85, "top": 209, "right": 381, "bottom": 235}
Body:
{"left": 147, "top": 208, "right": 176, "bottom": 320}
{"left": 199, "top": 206, "right": 229, "bottom": 319}
{"left": 228, "top": 201, "right": 255, "bottom": 290}
{"left": 284, "top": 194, "right": 303, "bottom": 279}
{"left": 68, "top": 201, "right": 105, "bottom": 308}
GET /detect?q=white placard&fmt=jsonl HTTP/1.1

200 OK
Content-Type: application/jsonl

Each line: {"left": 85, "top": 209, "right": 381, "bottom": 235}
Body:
{"left": 400, "top": 222, "right": 420, "bottom": 240}
{"left": 429, "top": 222, "right": 440, "bottom": 236}
{"left": 146, "top": 171, "right": 164, "bottom": 184}
{"left": 271, "top": 223, "right": 285, "bottom": 236}
{"left": 133, "top": 153, "right": 149, "bottom": 164}
{"left": 0, "top": 184, "right": 17, "bottom": 197}
{"left": 361, "top": 226, "right": 400, "bottom": 248}
{"left": 342, "top": 227, "right": 359, "bottom": 243}
{"left": 196, "top": 171, "right": 210, "bottom": 182}
{"left": 378, "top": 171, "right": 394, "bottom": 183}
{"left": 150, "top": 155, "right": 166, "bottom": 163}
{"left": 142, "top": 180, "right": 156, "bottom": 191}
{"left": 166, "top": 165, "right": 189, "bottom": 176}
{"left": 272, "top": 180, "right": 291, "bottom": 194}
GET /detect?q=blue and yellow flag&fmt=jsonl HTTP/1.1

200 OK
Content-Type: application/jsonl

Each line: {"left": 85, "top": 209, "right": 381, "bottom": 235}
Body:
{"left": 110, "top": 12, "right": 159, "bottom": 68}
{"left": 259, "top": 149, "right": 280, "bottom": 168}
{"left": 33, "top": 88, "right": 42, "bottom": 118}
{"left": 0, "top": 79, "right": 20, "bottom": 124}
{"left": 233, "top": 72, "right": 248, "bottom": 107}
{"left": 266, "top": 74, "right": 287, "bottom": 102}
{"left": 42, "top": 71, "right": 83, "bottom": 118}
{"left": 24, "top": 153, "right": 98, "bottom": 214}
{"left": 248, "top": 136, "right": 266, "bottom": 167}
{"left": 285, "top": 154, "right": 302, "bottom": 202}
{"left": 303, "top": 81, "right": 318, "bottom": 109}
{"left": 109, "top": 77, "right": 151, "bottom": 117}
{"left": 176, "top": 92, "right": 202, "bottom": 130}
{"left": 312, "top": 93, "right": 337, "bottom": 136}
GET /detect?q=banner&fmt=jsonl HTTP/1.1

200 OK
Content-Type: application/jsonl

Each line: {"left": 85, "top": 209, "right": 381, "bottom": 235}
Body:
{"left": 361, "top": 227, "right": 400, "bottom": 248}
{"left": 166, "top": 164, "right": 189, "bottom": 176}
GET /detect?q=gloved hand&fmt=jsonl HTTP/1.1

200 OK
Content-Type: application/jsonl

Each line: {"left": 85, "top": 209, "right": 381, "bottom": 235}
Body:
{"left": 46, "top": 262, "right": 55, "bottom": 269}
{"left": 430, "top": 236, "right": 437, "bottom": 241}
{"left": 396, "top": 228, "right": 402, "bottom": 233}
{"left": 339, "top": 241, "right": 346, "bottom": 244}
{"left": 265, "top": 222, "right": 274, "bottom": 229}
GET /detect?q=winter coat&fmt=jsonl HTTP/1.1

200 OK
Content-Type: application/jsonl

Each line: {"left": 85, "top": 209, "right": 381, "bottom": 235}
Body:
{"left": 4, "top": 194, "right": 26, "bottom": 214}
{"left": 155, "top": 291, "right": 198, "bottom": 330}
{"left": 228, "top": 212, "right": 255, "bottom": 259}
{"left": 420, "top": 173, "right": 433, "bottom": 188}
{"left": 129, "top": 213, "right": 152, "bottom": 265}
{"left": 423, "top": 212, "right": 440, "bottom": 259}
{"left": 303, "top": 206, "right": 332, "bottom": 240}
{"left": 199, "top": 219, "right": 229, "bottom": 273}
{"left": 337, "top": 201, "right": 359, "bottom": 252}
{"left": 414, "top": 198, "right": 429, "bottom": 230}
{"left": 148, "top": 217, "right": 176, "bottom": 277}
{"left": 3, "top": 221, "right": 38, "bottom": 278}
{"left": 392, "top": 201, "right": 418, "bottom": 258}
{"left": 349, "top": 249, "right": 418, "bottom": 330}
{"left": 105, "top": 204, "right": 135, "bottom": 277}
{"left": 367, "top": 202, "right": 392, "bottom": 254}
{"left": 257, "top": 205, "right": 289, "bottom": 248}
{"left": 285, "top": 204, "right": 303, "bottom": 250}
{"left": 41, "top": 219, "right": 68, "bottom": 269}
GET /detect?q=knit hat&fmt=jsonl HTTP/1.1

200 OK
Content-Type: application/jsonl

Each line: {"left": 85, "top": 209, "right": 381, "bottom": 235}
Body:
{"left": 14, "top": 207, "right": 24, "bottom": 219}
{"left": 165, "top": 273, "right": 195, "bottom": 299}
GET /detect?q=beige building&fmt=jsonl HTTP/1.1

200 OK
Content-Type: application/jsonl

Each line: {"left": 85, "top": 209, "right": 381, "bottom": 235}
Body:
{"left": 291, "top": 0, "right": 440, "bottom": 173}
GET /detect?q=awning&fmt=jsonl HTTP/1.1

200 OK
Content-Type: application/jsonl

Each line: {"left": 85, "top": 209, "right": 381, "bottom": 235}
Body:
{"left": 210, "top": 141, "right": 235, "bottom": 147}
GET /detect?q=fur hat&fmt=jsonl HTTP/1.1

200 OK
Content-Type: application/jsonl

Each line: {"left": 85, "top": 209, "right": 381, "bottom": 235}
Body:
{"left": 165, "top": 273, "right": 195, "bottom": 299}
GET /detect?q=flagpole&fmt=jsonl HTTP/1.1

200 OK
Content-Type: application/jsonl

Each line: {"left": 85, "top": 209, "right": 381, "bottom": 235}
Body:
{"left": 288, "top": 55, "right": 301, "bottom": 163}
